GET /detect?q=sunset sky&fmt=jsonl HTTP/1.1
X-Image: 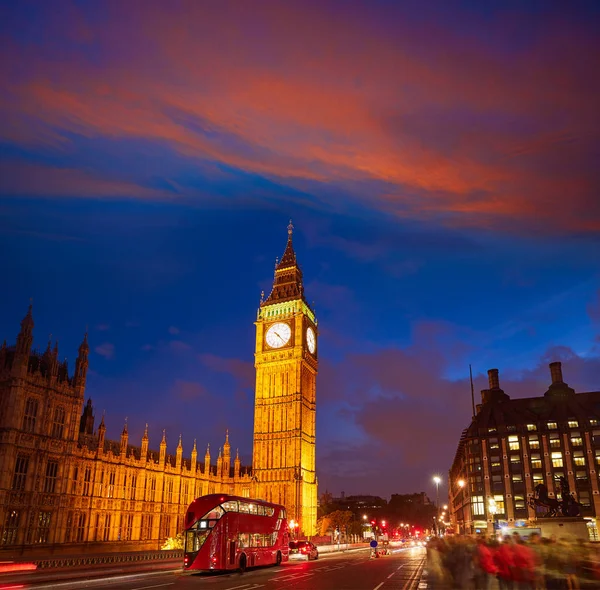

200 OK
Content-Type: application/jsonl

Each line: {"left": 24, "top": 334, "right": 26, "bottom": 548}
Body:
{"left": 1, "top": 0, "right": 599, "bottom": 500}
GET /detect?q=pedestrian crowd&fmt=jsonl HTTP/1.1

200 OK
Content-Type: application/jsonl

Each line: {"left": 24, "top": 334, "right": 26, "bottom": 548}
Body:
{"left": 426, "top": 532, "right": 600, "bottom": 589}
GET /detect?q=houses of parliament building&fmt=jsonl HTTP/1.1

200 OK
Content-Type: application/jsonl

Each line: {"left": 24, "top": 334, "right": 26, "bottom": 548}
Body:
{"left": 0, "top": 223, "right": 318, "bottom": 551}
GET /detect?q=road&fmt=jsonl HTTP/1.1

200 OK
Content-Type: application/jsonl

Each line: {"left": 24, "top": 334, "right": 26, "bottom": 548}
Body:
{"left": 4, "top": 546, "right": 426, "bottom": 590}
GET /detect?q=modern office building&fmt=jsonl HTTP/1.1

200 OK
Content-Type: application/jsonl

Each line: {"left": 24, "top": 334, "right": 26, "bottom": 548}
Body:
{"left": 449, "top": 363, "right": 600, "bottom": 539}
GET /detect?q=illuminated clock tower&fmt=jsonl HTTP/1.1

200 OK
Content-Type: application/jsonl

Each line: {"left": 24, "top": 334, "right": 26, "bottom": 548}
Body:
{"left": 252, "top": 221, "right": 318, "bottom": 537}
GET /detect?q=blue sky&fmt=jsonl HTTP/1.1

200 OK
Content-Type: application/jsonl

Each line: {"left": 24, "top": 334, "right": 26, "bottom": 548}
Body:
{"left": 1, "top": 0, "right": 599, "bottom": 499}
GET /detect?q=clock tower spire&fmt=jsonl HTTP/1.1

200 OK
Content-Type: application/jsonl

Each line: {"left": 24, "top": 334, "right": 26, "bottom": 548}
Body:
{"left": 263, "top": 220, "right": 307, "bottom": 307}
{"left": 252, "top": 221, "right": 318, "bottom": 537}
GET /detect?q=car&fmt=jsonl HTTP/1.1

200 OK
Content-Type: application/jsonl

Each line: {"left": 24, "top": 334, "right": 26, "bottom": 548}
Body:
{"left": 289, "top": 540, "right": 319, "bottom": 560}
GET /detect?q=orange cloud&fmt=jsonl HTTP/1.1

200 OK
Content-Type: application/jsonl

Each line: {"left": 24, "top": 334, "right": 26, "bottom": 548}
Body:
{"left": 1, "top": 2, "right": 598, "bottom": 232}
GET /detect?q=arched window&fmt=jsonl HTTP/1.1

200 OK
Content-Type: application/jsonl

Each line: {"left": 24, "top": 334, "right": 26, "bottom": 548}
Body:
{"left": 23, "top": 398, "right": 39, "bottom": 433}
{"left": 52, "top": 406, "right": 65, "bottom": 439}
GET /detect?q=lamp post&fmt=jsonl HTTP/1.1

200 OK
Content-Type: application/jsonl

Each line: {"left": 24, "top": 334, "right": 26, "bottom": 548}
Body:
{"left": 433, "top": 476, "right": 441, "bottom": 537}
{"left": 488, "top": 497, "right": 497, "bottom": 537}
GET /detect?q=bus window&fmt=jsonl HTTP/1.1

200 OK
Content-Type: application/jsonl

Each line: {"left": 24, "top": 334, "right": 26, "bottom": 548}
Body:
{"left": 257, "top": 505, "right": 265, "bottom": 516}
{"left": 201, "top": 505, "right": 224, "bottom": 521}
{"left": 239, "top": 533, "right": 249, "bottom": 548}
{"left": 222, "top": 500, "right": 238, "bottom": 512}
{"left": 239, "top": 502, "right": 250, "bottom": 514}
{"left": 265, "top": 506, "right": 275, "bottom": 517}
{"left": 248, "top": 503, "right": 258, "bottom": 515}
{"left": 185, "top": 529, "right": 209, "bottom": 553}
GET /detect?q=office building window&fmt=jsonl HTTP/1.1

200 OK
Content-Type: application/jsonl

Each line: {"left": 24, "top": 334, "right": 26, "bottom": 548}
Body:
{"left": 547, "top": 422, "right": 558, "bottom": 430}
{"left": 571, "top": 433, "right": 583, "bottom": 447}
{"left": 568, "top": 420, "right": 579, "bottom": 428}
{"left": 573, "top": 451, "right": 585, "bottom": 467}
{"left": 12, "top": 455, "right": 29, "bottom": 491}
{"left": 23, "top": 398, "right": 38, "bottom": 433}
{"left": 576, "top": 471, "right": 588, "bottom": 482}
{"left": 493, "top": 495, "right": 506, "bottom": 514}
{"left": 529, "top": 435, "right": 540, "bottom": 449}
{"left": 551, "top": 452, "right": 563, "bottom": 468}
{"left": 489, "top": 438, "right": 499, "bottom": 450}
{"left": 527, "top": 424, "right": 537, "bottom": 431}
{"left": 508, "top": 436, "right": 520, "bottom": 451}
{"left": 578, "top": 491, "right": 591, "bottom": 507}
{"left": 530, "top": 454, "right": 542, "bottom": 469}
{"left": 512, "top": 473, "right": 523, "bottom": 483}
{"left": 471, "top": 496, "right": 485, "bottom": 516}
{"left": 549, "top": 435, "right": 561, "bottom": 449}
{"left": 44, "top": 461, "right": 59, "bottom": 493}
{"left": 514, "top": 495, "right": 526, "bottom": 509}
{"left": 591, "top": 419, "right": 599, "bottom": 427}
{"left": 532, "top": 473, "right": 544, "bottom": 484}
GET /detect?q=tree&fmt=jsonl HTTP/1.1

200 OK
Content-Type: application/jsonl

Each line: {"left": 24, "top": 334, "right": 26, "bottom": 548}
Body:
{"left": 327, "top": 510, "right": 353, "bottom": 533}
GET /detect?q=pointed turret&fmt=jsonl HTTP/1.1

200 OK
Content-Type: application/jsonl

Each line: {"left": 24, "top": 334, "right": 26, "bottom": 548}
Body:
{"left": 97, "top": 413, "right": 106, "bottom": 454}
{"left": 141, "top": 423, "right": 149, "bottom": 462}
{"left": 217, "top": 446, "right": 223, "bottom": 478}
{"left": 191, "top": 439, "right": 198, "bottom": 473}
{"left": 79, "top": 398, "right": 95, "bottom": 435}
{"left": 159, "top": 429, "right": 167, "bottom": 464}
{"left": 204, "top": 444, "right": 211, "bottom": 476}
{"left": 120, "top": 418, "right": 129, "bottom": 456}
{"left": 14, "top": 303, "right": 34, "bottom": 376}
{"left": 234, "top": 448, "right": 241, "bottom": 478}
{"left": 262, "top": 220, "right": 308, "bottom": 306}
{"left": 74, "top": 331, "right": 89, "bottom": 394}
{"left": 0, "top": 340, "right": 7, "bottom": 370}
{"left": 176, "top": 434, "right": 183, "bottom": 469}
{"left": 223, "top": 430, "right": 231, "bottom": 477}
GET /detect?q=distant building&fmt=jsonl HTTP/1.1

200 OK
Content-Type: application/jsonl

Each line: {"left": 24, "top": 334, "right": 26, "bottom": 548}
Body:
{"left": 449, "top": 363, "right": 600, "bottom": 539}
{"left": 389, "top": 492, "right": 431, "bottom": 506}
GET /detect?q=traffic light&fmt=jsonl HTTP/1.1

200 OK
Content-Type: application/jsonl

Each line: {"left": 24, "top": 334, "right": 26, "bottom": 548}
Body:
{"left": 381, "top": 520, "right": 386, "bottom": 528}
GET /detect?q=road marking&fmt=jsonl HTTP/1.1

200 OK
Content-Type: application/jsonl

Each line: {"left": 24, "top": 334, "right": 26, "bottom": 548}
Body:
{"left": 387, "top": 573, "right": 395, "bottom": 578}
{"left": 132, "top": 584, "right": 174, "bottom": 590}
{"left": 24, "top": 570, "right": 181, "bottom": 590}
{"left": 373, "top": 583, "right": 385, "bottom": 590}
{"left": 223, "top": 585, "right": 253, "bottom": 590}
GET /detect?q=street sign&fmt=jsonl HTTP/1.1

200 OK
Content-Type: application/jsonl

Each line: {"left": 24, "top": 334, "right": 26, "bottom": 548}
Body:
{"left": 370, "top": 540, "right": 378, "bottom": 548}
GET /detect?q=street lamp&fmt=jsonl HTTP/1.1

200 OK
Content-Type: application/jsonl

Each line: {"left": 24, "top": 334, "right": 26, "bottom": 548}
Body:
{"left": 433, "top": 476, "right": 441, "bottom": 536}
{"left": 289, "top": 519, "right": 298, "bottom": 539}
{"left": 488, "top": 497, "right": 498, "bottom": 537}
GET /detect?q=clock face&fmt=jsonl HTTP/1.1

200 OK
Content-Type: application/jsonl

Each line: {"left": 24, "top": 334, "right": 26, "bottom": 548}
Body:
{"left": 306, "top": 327, "right": 316, "bottom": 354}
{"left": 265, "top": 322, "right": 292, "bottom": 349}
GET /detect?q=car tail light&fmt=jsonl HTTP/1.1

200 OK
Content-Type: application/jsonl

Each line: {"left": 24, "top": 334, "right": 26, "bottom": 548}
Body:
{"left": 302, "top": 547, "right": 308, "bottom": 553}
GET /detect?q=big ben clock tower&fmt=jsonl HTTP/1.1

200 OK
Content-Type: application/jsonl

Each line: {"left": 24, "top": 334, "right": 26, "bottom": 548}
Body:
{"left": 252, "top": 221, "right": 318, "bottom": 537}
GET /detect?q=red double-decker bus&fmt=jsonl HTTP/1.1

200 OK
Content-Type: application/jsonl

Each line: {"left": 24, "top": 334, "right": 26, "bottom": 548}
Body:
{"left": 183, "top": 494, "right": 289, "bottom": 572}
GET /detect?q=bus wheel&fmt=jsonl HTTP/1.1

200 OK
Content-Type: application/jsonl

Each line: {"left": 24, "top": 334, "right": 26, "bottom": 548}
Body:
{"left": 239, "top": 554, "right": 247, "bottom": 574}
{"left": 276, "top": 551, "right": 282, "bottom": 566}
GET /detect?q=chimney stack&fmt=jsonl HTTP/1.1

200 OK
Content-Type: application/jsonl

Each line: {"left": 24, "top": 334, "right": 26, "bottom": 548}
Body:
{"left": 549, "top": 361, "right": 563, "bottom": 384}
{"left": 488, "top": 368, "right": 500, "bottom": 390}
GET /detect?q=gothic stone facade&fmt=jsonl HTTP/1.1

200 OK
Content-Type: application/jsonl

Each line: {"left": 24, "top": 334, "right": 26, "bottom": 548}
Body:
{"left": 0, "top": 307, "right": 253, "bottom": 551}
{"left": 0, "top": 223, "right": 319, "bottom": 550}
{"left": 449, "top": 363, "right": 600, "bottom": 538}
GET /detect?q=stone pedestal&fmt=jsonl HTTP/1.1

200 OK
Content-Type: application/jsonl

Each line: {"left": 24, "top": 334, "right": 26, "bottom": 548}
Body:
{"left": 533, "top": 517, "right": 589, "bottom": 541}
